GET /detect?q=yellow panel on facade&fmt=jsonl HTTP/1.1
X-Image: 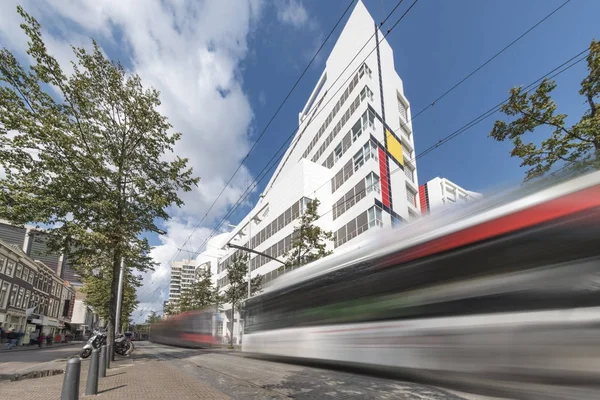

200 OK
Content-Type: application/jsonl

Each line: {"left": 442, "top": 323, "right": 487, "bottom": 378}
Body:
{"left": 386, "top": 130, "right": 404, "bottom": 166}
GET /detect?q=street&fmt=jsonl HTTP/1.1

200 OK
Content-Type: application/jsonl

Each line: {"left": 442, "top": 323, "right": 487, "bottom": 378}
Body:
{"left": 0, "top": 343, "right": 81, "bottom": 377}
{"left": 0, "top": 341, "right": 506, "bottom": 399}
{"left": 134, "top": 341, "right": 502, "bottom": 399}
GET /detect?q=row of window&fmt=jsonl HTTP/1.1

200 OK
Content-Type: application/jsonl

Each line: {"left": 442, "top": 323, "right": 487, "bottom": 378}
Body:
{"left": 333, "top": 172, "right": 381, "bottom": 220}
{"left": 0, "top": 257, "right": 61, "bottom": 299}
{"left": 331, "top": 138, "right": 379, "bottom": 194}
{"left": 312, "top": 86, "right": 375, "bottom": 166}
{"left": 334, "top": 206, "right": 383, "bottom": 248}
{"left": 217, "top": 231, "right": 296, "bottom": 289}
{"left": 0, "top": 278, "right": 63, "bottom": 318}
{"left": 218, "top": 204, "right": 383, "bottom": 290}
{"left": 217, "top": 198, "right": 311, "bottom": 274}
{"left": 321, "top": 107, "right": 376, "bottom": 170}
{"left": 302, "top": 63, "right": 372, "bottom": 160}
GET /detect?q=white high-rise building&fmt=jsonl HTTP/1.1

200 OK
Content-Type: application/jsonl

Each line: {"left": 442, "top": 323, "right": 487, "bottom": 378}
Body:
{"left": 418, "top": 177, "right": 482, "bottom": 214}
{"left": 166, "top": 259, "right": 197, "bottom": 306}
{"left": 197, "top": 1, "right": 418, "bottom": 343}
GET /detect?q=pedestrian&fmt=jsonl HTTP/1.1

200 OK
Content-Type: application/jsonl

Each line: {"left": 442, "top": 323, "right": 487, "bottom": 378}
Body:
{"left": 6, "top": 328, "right": 16, "bottom": 350}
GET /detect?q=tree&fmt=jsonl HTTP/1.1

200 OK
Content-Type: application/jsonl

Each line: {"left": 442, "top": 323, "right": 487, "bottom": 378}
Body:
{"left": 281, "top": 198, "right": 333, "bottom": 270}
{"left": 81, "top": 265, "right": 141, "bottom": 327}
{"left": 145, "top": 311, "right": 161, "bottom": 324}
{"left": 0, "top": 6, "right": 198, "bottom": 355}
{"left": 163, "top": 300, "right": 177, "bottom": 317}
{"left": 178, "top": 268, "right": 218, "bottom": 313}
{"left": 222, "top": 253, "right": 262, "bottom": 347}
{"left": 489, "top": 39, "right": 600, "bottom": 181}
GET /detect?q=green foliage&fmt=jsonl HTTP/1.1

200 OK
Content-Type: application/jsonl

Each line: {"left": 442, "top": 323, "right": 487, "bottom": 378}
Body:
{"left": 0, "top": 6, "right": 198, "bottom": 345}
{"left": 81, "top": 266, "right": 140, "bottom": 325}
{"left": 177, "top": 268, "right": 218, "bottom": 313}
{"left": 281, "top": 198, "right": 333, "bottom": 270}
{"left": 163, "top": 301, "right": 176, "bottom": 317}
{"left": 222, "top": 253, "right": 262, "bottom": 346}
{"left": 490, "top": 39, "right": 600, "bottom": 181}
{"left": 145, "top": 311, "right": 161, "bottom": 324}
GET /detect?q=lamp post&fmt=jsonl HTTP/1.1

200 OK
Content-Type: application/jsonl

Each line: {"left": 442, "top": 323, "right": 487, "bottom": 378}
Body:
{"left": 115, "top": 227, "right": 166, "bottom": 337}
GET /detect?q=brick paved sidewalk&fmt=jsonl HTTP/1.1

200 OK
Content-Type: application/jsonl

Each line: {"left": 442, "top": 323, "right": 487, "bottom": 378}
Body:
{"left": 0, "top": 355, "right": 230, "bottom": 399}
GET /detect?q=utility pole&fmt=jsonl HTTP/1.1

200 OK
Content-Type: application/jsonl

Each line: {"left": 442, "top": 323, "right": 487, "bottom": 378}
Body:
{"left": 114, "top": 257, "right": 125, "bottom": 336}
{"left": 247, "top": 218, "right": 252, "bottom": 298}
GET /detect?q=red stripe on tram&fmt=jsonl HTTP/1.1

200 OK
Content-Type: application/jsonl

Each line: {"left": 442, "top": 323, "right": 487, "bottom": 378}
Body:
{"left": 379, "top": 185, "right": 600, "bottom": 269}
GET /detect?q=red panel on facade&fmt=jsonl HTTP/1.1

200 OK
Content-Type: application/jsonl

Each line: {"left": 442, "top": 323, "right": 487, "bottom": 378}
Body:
{"left": 378, "top": 148, "right": 390, "bottom": 208}
{"left": 419, "top": 184, "right": 428, "bottom": 214}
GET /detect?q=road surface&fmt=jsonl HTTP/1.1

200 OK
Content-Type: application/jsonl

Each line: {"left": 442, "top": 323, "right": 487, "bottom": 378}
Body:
{"left": 135, "top": 341, "right": 505, "bottom": 399}
{"left": 0, "top": 341, "right": 507, "bottom": 398}
{"left": 0, "top": 343, "right": 81, "bottom": 376}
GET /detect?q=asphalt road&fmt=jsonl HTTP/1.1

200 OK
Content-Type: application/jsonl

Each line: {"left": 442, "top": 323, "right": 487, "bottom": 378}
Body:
{"left": 135, "top": 341, "right": 506, "bottom": 400}
{"left": 0, "top": 343, "right": 81, "bottom": 376}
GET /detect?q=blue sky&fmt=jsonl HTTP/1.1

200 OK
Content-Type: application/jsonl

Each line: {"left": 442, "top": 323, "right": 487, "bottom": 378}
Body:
{"left": 0, "top": 0, "right": 597, "bottom": 318}
{"left": 242, "top": 0, "right": 597, "bottom": 204}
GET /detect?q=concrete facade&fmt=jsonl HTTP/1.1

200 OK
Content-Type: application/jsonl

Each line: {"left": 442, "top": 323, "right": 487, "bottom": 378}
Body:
{"left": 196, "top": 1, "right": 420, "bottom": 344}
{"left": 418, "top": 177, "right": 482, "bottom": 214}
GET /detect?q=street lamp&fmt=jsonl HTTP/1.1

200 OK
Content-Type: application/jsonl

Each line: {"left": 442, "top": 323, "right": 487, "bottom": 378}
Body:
{"left": 115, "top": 227, "right": 166, "bottom": 337}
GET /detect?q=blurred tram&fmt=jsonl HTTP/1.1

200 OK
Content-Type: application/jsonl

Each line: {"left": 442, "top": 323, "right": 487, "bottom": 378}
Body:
{"left": 242, "top": 170, "right": 600, "bottom": 399}
{"left": 149, "top": 309, "right": 218, "bottom": 348}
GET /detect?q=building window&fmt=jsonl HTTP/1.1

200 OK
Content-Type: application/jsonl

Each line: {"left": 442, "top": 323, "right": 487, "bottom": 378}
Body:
{"left": 16, "top": 287, "right": 24, "bottom": 308}
{"left": 15, "top": 263, "right": 23, "bottom": 279}
{"left": 366, "top": 172, "right": 381, "bottom": 194}
{"left": 0, "top": 281, "right": 10, "bottom": 309}
{"left": 360, "top": 85, "right": 374, "bottom": 102}
{"left": 364, "top": 140, "right": 378, "bottom": 162}
{"left": 9, "top": 284, "right": 18, "bottom": 307}
{"left": 22, "top": 268, "right": 29, "bottom": 283}
{"left": 400, "top": 123, "right": 411, "bottom": 141}
{"left": 351, "top": 119, "right": 362, "bottom": 142}
{"left": 407, "top": 187, "right": 417, "bottom": 206}
{"left": 6, "top": 261, "right": 15, "bottom": 277}
{"left": 353, "top": 148, "right": 364, "bottom": 171}
{"left": 359, "top": 62, "right": 372, "bottom": 78}
{"left": 404, "top": 165, "right": 414, "bottom": 182}
{"left": 334, "top": 143, "right": 342, "bottom": 163}
{"left": 398, "top": 94, "right": 408, "bottom": 121}
{"left": 0, "top": 257, "right": 5, "bottom": 275}
{"left": 368, "top": 206, "right": 383, "bottom": 228}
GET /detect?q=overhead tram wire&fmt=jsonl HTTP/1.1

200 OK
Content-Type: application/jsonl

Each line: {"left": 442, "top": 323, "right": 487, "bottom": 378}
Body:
{"left": 133, "top": 0, "right": 359, "bottom": 303}
{"left": 240, "top": 0, "right": 578, "bottom": 224}
{"left": 134, "top": 0, "right": 418, "bottom": 306}
{"left": 308, "top": 47, "right": 591, "bottom": 224}
{"left": 185, "top": 0, "right": 572, "bottom": 262}
{"left": 193, "top": 45, "right": 590, "bottom": 266}
{"left": 167, "top": 0, "right": 358, "bottom": 263}
{"left": 135, "top": 0, "right": 572, "bottom": 305}
{"left": 185, "top": 0, "right": 421, "bottom": 261}
{"left": 413, "top": 0, "right": 571, "bottom": 115}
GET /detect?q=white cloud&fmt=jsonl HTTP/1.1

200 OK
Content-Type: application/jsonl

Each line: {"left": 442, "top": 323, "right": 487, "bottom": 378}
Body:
{"left": 276, "top": 0, "right": 309, "bottom": 28}
{"left": 259, "top": 91, "right": 267, "bottom": 106}
{"left": 0, "top": 0, "right": 266, "bottom": 321}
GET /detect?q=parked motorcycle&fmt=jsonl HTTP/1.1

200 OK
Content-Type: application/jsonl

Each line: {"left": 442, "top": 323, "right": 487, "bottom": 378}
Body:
{"left": 115, "top": 334, "right": 134, "bottom": 356}
{"left": 80, "top": 329, "right": 107, "bottom": 359}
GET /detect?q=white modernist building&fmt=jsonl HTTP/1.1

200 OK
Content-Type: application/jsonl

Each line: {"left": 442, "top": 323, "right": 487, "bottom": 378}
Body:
{"left": 418, "top": 177, "right": 482, "bottom": 214}
{"left": 166, "top": 259, "right": 198, "bottom": 307}
{"left": 195, "top": 1, "right": 421, "bottom": 344}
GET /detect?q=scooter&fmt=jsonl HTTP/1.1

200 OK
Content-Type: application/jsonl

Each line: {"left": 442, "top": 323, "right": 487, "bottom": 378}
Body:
{"left": 115, "top": 334, "right": 134, "bottom": 356}
{"left": 80, "top": 329, "right": 107, "bottom": 359}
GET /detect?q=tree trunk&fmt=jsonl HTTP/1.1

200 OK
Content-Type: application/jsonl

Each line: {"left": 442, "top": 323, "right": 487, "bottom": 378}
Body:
{"left": 108, "top": 248, "right": 121, "bottom": 361}
{"left": 229, "top": 303, "right": 234, "bottom": 347}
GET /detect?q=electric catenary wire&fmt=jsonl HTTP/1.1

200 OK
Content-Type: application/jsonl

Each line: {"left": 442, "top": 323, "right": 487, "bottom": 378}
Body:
{"left": 185, "top": 0, "right": 420, "bottom": 261}
{"left": 134, "top": 0, "right": 416, "bottom": 308}
{"left": 136, "top": 0, "right": 574, "bottom": 311}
